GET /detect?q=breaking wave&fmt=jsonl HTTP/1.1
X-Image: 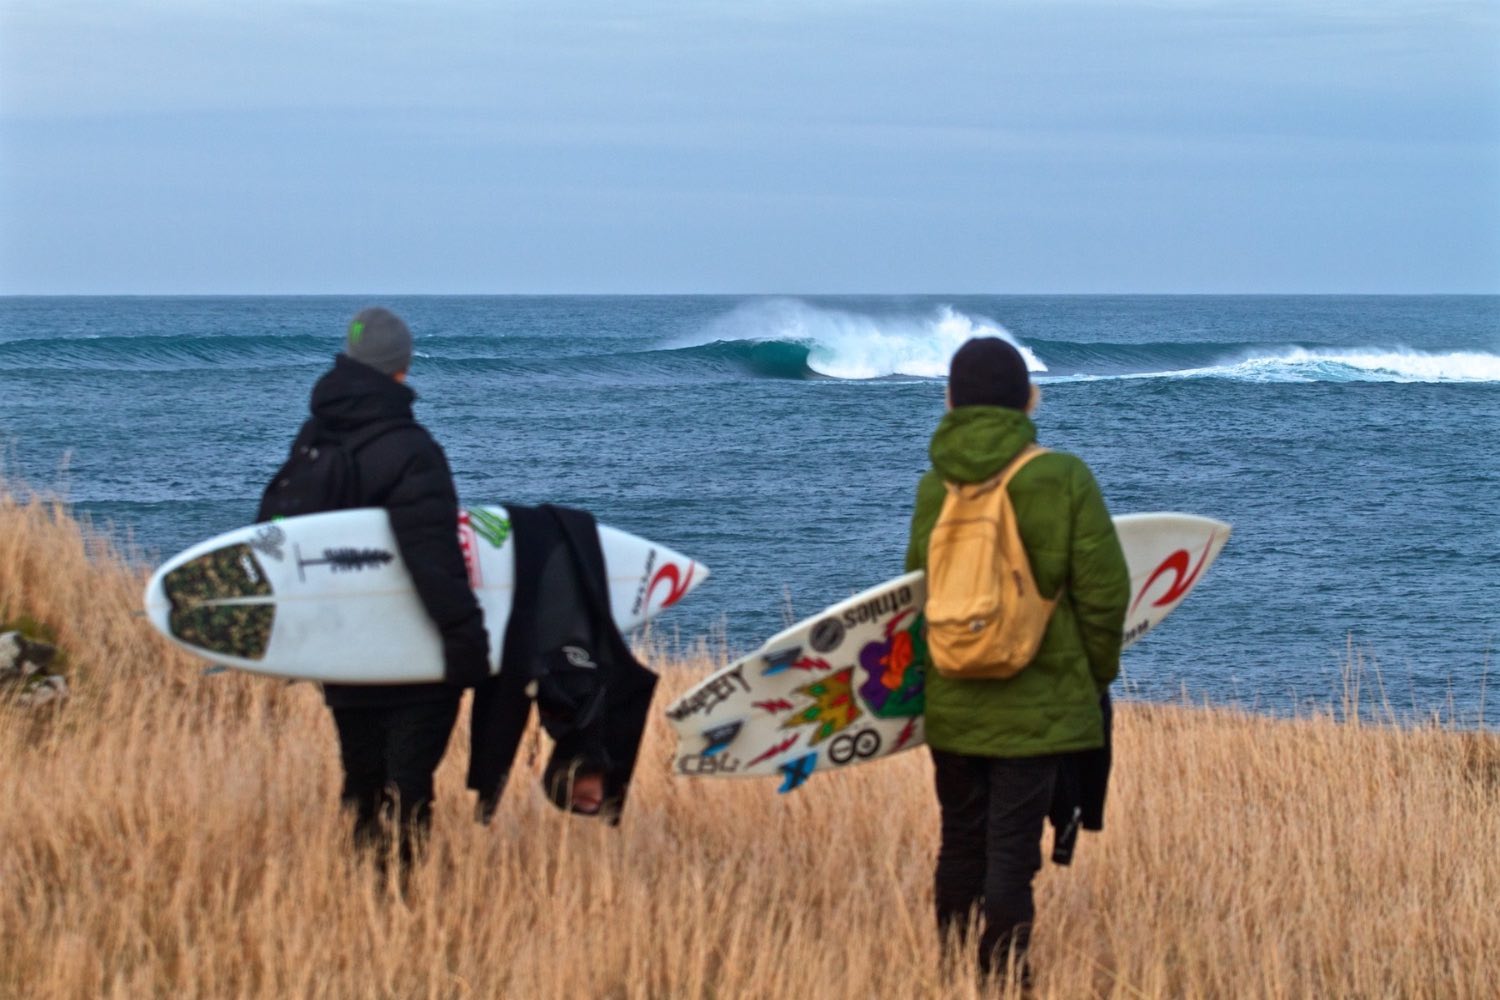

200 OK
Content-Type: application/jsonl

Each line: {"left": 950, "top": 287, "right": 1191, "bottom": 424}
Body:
{"left": 663, "top": 301, "right": 1500, "bottom": 384}
{"left": 669, "top": 299, "right": 1047, "bottom": 379}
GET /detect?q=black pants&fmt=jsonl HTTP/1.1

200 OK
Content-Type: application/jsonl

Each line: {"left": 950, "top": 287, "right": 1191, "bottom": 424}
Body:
{"left": 931, "top": 748, "right": 1061, "bottom": 979}
{"left": 331, "top": 696, "right": 461, "bottom": 866}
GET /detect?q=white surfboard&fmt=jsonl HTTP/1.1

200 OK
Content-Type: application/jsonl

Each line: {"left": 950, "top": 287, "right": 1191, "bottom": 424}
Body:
{"left": 144, "top": 506, "right": 709, "bottom": 683}
{"left": 666, "top": 512, "right": 1228, "bottom": 791}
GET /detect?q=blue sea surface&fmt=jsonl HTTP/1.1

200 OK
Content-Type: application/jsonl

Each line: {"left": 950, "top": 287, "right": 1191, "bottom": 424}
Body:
{"left": 2, "top": 295, "right": 1496, "bottom": 725}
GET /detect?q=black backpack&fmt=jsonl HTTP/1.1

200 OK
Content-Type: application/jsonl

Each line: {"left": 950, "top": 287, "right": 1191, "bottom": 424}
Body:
{"left": 257, "top": 418, "right": 409, "bottom": 521}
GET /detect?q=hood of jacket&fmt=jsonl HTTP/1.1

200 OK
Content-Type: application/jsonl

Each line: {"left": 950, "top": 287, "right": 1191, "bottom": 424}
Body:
{"left": 929, "top": 405, "right": 1037, "bottom": 484}
{"left": 309, "top": 353, "right": 417, "bottom": 433}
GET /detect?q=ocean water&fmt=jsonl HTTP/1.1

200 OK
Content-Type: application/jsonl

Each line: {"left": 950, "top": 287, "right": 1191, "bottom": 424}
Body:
{"left": 2, "top": 295, "right": 1496, "bottom": 726}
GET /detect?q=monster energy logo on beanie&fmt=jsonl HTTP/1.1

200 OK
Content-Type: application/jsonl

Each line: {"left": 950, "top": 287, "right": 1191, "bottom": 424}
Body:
{"left": 345, "top": 307, "right": 413, "bottom": 375}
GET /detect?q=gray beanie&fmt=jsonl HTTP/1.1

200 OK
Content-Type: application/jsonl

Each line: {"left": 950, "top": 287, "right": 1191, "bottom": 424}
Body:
{"left": 345, "top": 307, "right": 413, "bottom": 375}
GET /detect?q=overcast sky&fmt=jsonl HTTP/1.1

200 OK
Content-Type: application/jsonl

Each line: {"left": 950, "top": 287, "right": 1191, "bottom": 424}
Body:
{"left": 1, "top": 0, "right": 1496, "bottom": 294}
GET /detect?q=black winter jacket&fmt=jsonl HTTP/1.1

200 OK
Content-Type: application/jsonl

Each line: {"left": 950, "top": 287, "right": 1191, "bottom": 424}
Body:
{"left": 468, "top": 505, "right": 658, "bottom": 825}
{"left": 258, "top": 354, "right": 489, "bottom": 708}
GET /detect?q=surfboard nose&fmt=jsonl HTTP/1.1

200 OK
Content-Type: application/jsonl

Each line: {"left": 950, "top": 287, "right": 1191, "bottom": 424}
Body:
{"left": 142, "top": 568, "right": 169, "bottom": 631}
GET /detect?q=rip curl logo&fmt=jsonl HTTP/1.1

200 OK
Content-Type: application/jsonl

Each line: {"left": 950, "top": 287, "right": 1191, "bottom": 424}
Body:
{"left": 1131, "top": 535, "right": 1218, "bottom": 616}
{"left": 646, "top": 562, "right": 695, "bottom": 610}
{"left": 561, "top": 645, "right": 597, "bottom": 669}
{"left": 348, "top": 319, "right": 365, "bottom": 344}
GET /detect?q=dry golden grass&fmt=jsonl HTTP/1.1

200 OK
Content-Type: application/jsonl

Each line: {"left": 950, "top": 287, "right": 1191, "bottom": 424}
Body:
{"left": 1, "top": 487, "right": 1496, "bottom": 999}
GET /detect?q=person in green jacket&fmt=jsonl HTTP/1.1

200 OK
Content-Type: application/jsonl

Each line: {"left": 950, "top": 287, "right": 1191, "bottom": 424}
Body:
{"left": 906, "top": 337, "right": 1129, "bottom": 986}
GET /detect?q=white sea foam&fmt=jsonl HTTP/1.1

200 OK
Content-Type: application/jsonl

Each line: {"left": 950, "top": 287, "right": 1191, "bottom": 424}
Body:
{"left": 1042, "top": 347, "right": 1500, "bottom": 385}
{"left": 1229, "top": 347, "right": 1500, "bottom": 383}
{"left": 686, "top": 299, "right": 1046, "bottom": 379}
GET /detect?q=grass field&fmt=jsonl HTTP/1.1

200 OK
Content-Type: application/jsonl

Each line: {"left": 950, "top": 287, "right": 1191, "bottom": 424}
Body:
{"left": 2, "top": 488, "right": 1496, "bottom": 998}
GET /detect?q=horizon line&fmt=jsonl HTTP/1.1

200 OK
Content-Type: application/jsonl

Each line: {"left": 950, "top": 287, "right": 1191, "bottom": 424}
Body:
{"left": 3, "top": 290, "right": 1498, "bottom": 299}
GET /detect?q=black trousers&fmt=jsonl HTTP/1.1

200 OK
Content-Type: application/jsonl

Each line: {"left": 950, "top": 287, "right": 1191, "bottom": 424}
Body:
{"left": 931, "top": 748, "right": 1061, "bottom": 978}
{"left": 331, "top": 696, "right": 461, "bottom": 866}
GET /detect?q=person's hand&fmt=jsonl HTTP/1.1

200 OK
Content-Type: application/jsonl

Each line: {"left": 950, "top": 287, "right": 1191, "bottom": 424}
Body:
{"left": 441, "top": 620, "right": 490, "bottom": 687}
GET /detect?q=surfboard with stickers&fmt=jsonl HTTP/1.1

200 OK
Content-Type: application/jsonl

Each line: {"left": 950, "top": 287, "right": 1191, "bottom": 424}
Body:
{"left": 144, "top": 506, "right": 708, "bottom": 683}
{"left": 665, "top": 512, "right": 1229, "bottom": 792}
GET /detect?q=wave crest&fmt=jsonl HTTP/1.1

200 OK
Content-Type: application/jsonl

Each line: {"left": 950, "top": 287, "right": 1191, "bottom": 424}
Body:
{"left": 0, "top": 333, "right": 329, "bottom": 372}
{"left": 675, "top": 299, "right": 1046, "bottom": 380}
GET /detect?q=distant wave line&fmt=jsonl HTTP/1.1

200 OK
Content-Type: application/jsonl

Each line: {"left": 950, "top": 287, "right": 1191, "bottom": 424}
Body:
{"left": 4, "top": 321, "right": 1497, "bottom": 384}
{"left": 1038, "top": 347, "right": 1500, "bottom": 385}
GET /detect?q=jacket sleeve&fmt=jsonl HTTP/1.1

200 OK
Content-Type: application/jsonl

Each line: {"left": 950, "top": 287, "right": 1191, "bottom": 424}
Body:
{"left": 378, "top": 434, "right": 491, "bottom": 686}
{"left": 1067, "top": 459, "right": 1129, "bottom": 689}
{"left": 904, "top": 471, "right": 946, "bottom": 574}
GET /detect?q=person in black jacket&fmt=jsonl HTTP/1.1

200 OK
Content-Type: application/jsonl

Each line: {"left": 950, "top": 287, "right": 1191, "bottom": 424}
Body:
{"left": 257, "top": 306, "right": 489, "bottom": 868}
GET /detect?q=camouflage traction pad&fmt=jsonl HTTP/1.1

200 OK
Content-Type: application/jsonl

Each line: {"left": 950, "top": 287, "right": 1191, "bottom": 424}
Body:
{"left": 162, "top": 544, "right": 275, "bottom": 661}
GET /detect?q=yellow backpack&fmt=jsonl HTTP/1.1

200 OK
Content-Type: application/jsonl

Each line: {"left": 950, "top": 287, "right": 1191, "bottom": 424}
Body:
{"left": 926, "top": 445, "right": 1057, "bottom": 679}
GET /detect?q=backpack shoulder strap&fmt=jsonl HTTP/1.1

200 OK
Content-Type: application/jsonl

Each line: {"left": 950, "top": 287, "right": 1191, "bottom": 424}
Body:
{"left": 997, "top": 444, "right": 1050, "bottom": 491}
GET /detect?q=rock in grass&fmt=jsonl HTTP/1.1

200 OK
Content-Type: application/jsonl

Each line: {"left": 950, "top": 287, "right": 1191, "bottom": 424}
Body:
{"left": 0, "top": 629, "right": 67, "bottom": 706}
{"left": 15, "top": 674, "right": 68, "bottom": 707}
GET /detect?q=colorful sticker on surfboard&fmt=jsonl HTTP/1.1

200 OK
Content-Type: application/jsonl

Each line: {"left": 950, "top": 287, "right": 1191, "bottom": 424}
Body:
{"left": 665, "top": 512, "right": 1230, "bottom": 790}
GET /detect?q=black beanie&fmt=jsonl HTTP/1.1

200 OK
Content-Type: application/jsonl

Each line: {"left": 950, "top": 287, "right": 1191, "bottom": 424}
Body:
{"left": 948, "top": 337, "right": 1031, "bottom": 410}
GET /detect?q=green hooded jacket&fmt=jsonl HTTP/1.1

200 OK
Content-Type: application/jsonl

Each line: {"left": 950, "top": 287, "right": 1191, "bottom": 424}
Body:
{"left": 905, "top": 406, "right": 1129, "bottom": 758}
